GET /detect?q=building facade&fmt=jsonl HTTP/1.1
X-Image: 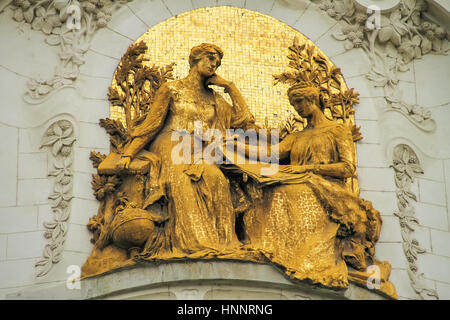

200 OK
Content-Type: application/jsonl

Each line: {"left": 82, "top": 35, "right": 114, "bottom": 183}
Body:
{"left": 0, "top": 0, "right": 449, "bottom": 300}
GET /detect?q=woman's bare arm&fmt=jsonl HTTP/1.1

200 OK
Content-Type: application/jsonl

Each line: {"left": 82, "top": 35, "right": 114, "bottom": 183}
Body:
{"left": 235, "top": 133, "right": 295, "bottom": 162}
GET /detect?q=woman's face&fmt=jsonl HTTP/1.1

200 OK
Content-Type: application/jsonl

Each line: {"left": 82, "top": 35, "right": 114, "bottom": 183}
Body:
{"left": 292, "top": 97, "right": 316, "bottom": 118}
{"left": 196, "top": 53, "right": 221, "bottom": 77}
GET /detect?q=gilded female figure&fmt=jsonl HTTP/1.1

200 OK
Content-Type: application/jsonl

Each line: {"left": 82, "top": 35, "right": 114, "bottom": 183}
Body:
{"left": 116, "top": 43, "right": 258, "bottom": 259}
{"left": 231, "top": 83, "right": 384, "bottom": 288}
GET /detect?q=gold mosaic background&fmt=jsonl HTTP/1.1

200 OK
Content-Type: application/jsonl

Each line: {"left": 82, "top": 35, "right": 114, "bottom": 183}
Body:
{"left": 110, "top": 6, "right": 346, "bottom": 127}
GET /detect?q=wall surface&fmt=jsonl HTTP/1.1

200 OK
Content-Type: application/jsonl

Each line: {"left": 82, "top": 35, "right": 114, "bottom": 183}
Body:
{"left": 0, "top": 0, "right": 449, "bottom": 300}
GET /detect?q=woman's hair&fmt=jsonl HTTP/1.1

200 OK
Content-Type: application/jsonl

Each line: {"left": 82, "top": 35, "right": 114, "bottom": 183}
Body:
{"left": 287, "top": 83, "right": 321, "bottom": 108}
{"left": 189, "top": 43, "right": 224, "bottom": 69}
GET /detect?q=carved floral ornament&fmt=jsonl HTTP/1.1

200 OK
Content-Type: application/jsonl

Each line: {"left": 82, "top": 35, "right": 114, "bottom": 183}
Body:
{"left": 0, "top": 0, "right": 446, "bottom": 130}
{"left": 2, "top": 0, "right": 125, "bottom": 103}
{"left": 391, "top": 144, "right": 438, "bottom": 299}
{"left": 317, "top": 0, "right": 448, "bottom": 131}
{"left": 36, "top": 120, "right": 76, "bottom": 277}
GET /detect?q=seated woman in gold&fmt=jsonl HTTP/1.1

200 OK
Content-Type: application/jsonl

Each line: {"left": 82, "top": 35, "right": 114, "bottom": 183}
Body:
{"left": 233, "top": 83, "right": 384, "bottom": 288}
{"left": 116, "top": 43, "right": 258, "bottom": 259}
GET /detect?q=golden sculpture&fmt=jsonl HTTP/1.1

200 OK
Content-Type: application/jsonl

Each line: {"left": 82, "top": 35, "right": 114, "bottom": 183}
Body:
{"left": 225, "top": 83, "right": 388, "bottom": 289}
{"left": 82, "top": 7, "right": 397, "bottom": 299}
{"left": 84, "top": 41, "right": 260, "bottom": 270}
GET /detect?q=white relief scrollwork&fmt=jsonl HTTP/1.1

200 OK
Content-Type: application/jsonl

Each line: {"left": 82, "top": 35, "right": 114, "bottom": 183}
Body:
{"left": 391, "top": 144, "right": 439, "bottom": 299}
{"left": 36, "top": 119, "right": 76, "bottom": 277}
{"left": 2, "top": 0, "right": 447, "bottom": 121}
{"left": 3, "top": 0, "right": 126, "bottom": 104}
{"left": 316, "top": 0, "right": 448, "bottom": 132}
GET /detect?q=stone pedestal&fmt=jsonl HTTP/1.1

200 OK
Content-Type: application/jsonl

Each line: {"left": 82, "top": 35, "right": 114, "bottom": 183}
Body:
{"left": 6, "top": 261, "right": 388, "bottom": 300}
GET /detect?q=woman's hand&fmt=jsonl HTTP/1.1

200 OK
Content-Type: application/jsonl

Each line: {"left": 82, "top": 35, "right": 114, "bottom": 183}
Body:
{"left": 117, "top": 156, "right": 131, "bottom": 170}
{"left": 205, "top": 74, "right": 232, "bottom": 89}
{"left": 279, "top": 165, "right": 313, "bottom": 174}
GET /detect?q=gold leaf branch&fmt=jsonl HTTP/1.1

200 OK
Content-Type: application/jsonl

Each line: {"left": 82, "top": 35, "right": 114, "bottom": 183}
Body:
{"left": 108, "top": 41, "right": 174, "bottom": 132}
{"left": 274, "top": 37, "right": 360, "bottom": 128}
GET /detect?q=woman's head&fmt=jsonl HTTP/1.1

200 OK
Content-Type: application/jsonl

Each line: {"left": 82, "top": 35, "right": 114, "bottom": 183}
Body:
{"left": 189, "top": 43, "right": 224, "bottom": 77}
{"left": 287, "top": 83, "right": 321, "bottom": 118}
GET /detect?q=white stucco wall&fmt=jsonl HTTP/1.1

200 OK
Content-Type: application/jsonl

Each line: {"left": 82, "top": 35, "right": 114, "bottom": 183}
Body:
{"left": 0, "top": 0, "right": 449, "bottom": 300}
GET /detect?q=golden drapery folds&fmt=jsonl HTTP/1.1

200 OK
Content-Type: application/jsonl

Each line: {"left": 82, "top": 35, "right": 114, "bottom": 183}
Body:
{"left": 82, "top": 7, "right": 397, "bottom": 299}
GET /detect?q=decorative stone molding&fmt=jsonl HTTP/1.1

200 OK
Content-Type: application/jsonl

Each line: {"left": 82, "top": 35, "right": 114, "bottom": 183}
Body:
{"left": 391, "top": 144, "right": 439, "bottom": 299}
{"left": 354, "top": 0, "right": 400, "bottom": 12}
{"left": 2, "top": 0, "right": 448, "bottom": 124}
{"left": 7, "top": 261, "right": 390, "bottom": 300}
{"left": 35, "top": 119, "right": 76, "bottom": 277}
{"left": 316, "top": 0, "right": 448, "bottom": 132}
{"left": 3, "top": 0, "right": 125, "bottom": 104}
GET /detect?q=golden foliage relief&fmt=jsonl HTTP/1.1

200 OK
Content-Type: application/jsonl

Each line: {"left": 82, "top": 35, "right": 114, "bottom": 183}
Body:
{"left": 86, "top": 40, "right": 174, "bottom": 247}
{"left": 274, "top": 37, "right": 362, "bottom": 142}
{"left": 108, "top": 41, "right": 175, "bottom": 131}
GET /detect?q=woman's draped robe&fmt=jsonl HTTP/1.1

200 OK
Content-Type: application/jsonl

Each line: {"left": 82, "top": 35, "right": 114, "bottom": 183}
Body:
{"left": 123, "top": 80, "right": 259, "bottom": 260}
{"left": 223, "top": 123, "right": 383, "bottom": 288}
